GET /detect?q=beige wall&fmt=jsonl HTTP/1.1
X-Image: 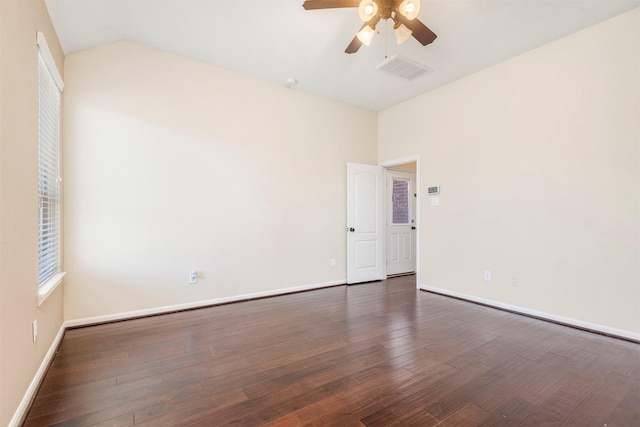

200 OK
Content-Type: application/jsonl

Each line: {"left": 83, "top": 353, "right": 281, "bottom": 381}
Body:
{"left": 63, "top": 41, "right": 377, "bottom": 321}
{"left": 0, "top": 0, "right": 65, "bottom": 425}
{"left": 379, "top": 8, "right": 640, "bottom": 334}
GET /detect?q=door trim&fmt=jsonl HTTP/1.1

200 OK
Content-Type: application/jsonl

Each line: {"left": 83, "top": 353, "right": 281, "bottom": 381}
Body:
{"left": 380, "top": 155, "right": 421, "bottom": 289}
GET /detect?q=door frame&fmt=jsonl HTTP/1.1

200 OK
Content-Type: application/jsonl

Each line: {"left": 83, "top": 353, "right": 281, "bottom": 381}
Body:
{"left": 380, "top": 155, "right": 421, "bottom": 289}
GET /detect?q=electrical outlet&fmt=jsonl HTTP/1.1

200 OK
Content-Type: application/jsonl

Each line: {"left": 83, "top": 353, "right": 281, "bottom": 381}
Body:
{"left": 32, "top": 319, "right": 38, "bottom": 343}
{"left": 511, "top": 276, "right": 518, "bottom": 286}
{"left": 330, "top": 258, "right": 336, "bottom": 267}
{"left": 484, "top": 270, "right": 491, "bottom": 281}
{"left": 189, "top": 270, "right": 198, "bottom": 284}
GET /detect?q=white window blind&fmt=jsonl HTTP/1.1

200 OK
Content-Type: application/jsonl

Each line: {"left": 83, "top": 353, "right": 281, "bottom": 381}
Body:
{"left": 37, "top": 33, "right": 63, "bottom": 286}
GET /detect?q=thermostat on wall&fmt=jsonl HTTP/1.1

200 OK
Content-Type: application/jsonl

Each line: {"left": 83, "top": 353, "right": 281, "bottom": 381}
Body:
{"left": 427, "top": 186, "right": 440, "bottom": 195}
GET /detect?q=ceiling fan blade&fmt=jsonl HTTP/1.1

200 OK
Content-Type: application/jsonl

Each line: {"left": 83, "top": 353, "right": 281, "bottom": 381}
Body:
{"left": 345, "top": 35, "right": 363, "bottom": 54}
{"left": 396, "top": 15, "right": 437, "bottom": 46}
{"left": 345, "top": 16, "right": 380, "bottom": 54}
{"left": 302, "top": 0, "right": 360, "bottom": 10}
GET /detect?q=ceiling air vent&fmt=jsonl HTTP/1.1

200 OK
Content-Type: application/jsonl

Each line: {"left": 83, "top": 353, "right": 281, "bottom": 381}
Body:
{"left": 376, "top": 54, "right": 433, "bottom": 81}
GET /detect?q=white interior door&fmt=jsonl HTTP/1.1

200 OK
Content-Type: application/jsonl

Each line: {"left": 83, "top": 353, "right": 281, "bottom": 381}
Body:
{"left": 386, "top": 170, "right": 416, "bottom": 276}
{"left": 347, "top": 163, "right": 385, "bottom": 284}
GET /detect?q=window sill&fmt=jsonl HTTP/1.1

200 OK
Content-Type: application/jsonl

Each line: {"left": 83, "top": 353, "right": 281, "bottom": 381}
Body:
{"left": 38, "top": 272, "right": 66, "bottom": 307}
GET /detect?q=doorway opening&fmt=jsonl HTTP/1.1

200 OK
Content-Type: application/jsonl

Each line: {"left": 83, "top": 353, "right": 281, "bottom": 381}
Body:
{"left": 346, "top": 156, "right": 420, "bottom": 287}
{"left": 385, "top": 164, "right": 416, "bottom": 277}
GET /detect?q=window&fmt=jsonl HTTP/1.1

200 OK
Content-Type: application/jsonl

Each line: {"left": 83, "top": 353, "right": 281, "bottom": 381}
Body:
{"left": 37, "top": 32, "right": 64, "bottom": 301}
{"left": 391, "top": 178, "right": 410, "bottom": 224}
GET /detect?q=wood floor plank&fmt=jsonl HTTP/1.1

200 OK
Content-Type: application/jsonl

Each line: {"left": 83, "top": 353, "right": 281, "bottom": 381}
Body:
{"left": 333, "top": 361, "right": 489, "bottom": 425}
{"left": 606, "top": 406, "right": 640, "bottom": 426}
{"left": 261, "top": 366, "right": 416, "bottom": 426}
{"left": 391, "top": 409, "right": 439, "bottom": 426}
{"left": 519, "top": 390, "right": 582, "bottom": 426}
{"left": 469, "top": 356, "right": 539, "bottom": 413}
{"left": 618, "top": 378, "right": 640, "bottom": 413}
{"left": 436, "top": 403, "right": 490, "bottom": 426}
{"left": 22, "top": 275, "right": 640, "bottom": 427}
{"left": 483, "top": 397, "right": 537, "bottom": 427}
{"left": 560, "top": 394, "right": 618, "bottom": 427}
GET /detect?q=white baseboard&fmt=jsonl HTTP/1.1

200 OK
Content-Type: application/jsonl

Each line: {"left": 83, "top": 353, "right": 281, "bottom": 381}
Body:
{"left": 65, "top": 280, "right": 345, "bottom": 328}
{"left": 9, "top": 324, "right": 66, "bottom": 427}
{"left": 420, "top": 284, "right": 640, "bottom": 342}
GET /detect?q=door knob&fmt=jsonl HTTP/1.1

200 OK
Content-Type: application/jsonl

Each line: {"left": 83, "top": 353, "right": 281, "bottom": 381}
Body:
{"left": 349, "top": 228, "right": 355, "bottom": 232}
{"left": 411, "top": 226, "right": 416, "bottom": 230}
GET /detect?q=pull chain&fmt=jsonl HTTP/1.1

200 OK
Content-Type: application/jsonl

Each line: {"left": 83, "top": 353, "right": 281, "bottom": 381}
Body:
{"left": 384, "top": 19, "right": 389, "bottom": 58}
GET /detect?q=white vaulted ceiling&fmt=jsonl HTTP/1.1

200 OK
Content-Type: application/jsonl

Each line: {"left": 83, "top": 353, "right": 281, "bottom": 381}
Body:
{"left": 45, "top": 0, "right": 639, "bottom": 111}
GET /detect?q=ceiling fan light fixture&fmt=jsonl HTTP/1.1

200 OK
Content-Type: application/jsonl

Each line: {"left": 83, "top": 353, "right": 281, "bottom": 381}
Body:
{"left": 398, "top": 0, "right": 420, "bottom": 20}
{"left": 393, "top": 22, "right": 412, "bottom": 44}
{"left": 356, "top": 24, "right": 376, "bottom": 46}
{"left": 358, "top": 0, "right": 379, "bottom": 22}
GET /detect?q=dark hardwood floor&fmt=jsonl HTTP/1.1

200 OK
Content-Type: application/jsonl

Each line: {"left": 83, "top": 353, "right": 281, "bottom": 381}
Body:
{"left": 24, "top": 275, "right": 640, "bottom": 426}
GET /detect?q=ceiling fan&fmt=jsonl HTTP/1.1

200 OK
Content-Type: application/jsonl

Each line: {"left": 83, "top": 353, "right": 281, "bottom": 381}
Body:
{"left": 302, "top": 0, "right": 437, "bottom": 54}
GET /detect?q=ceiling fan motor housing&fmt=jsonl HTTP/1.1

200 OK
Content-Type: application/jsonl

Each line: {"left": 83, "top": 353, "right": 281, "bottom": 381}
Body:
{"left": 378, "top": 0, "right": 394, "bottom": 20}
